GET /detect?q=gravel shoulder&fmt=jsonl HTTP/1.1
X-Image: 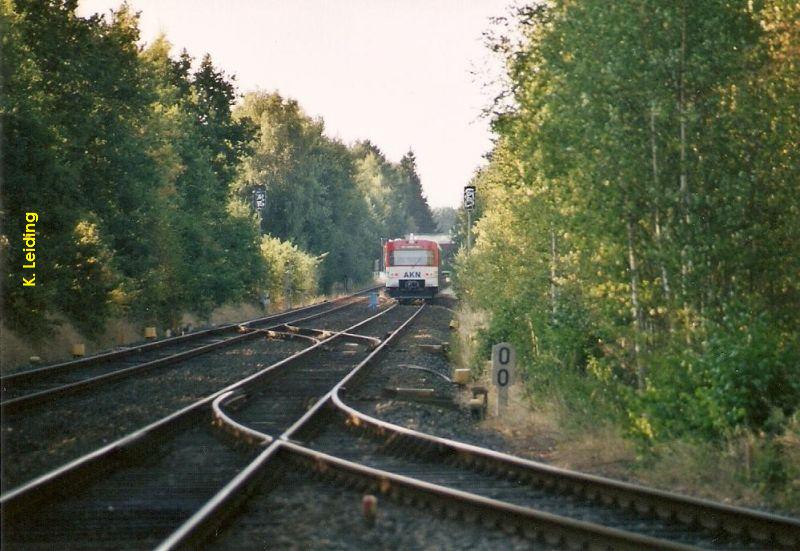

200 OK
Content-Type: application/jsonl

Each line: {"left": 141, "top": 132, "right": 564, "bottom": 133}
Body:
{"left": 347, "top": 302, "right": 555, "bottom": 458}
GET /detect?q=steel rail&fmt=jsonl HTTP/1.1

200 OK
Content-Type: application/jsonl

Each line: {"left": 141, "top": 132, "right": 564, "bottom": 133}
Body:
{"left": 0, "top": 299, "right": 392, "bottom": 516}
{"left": 330, "top": 393, "right": 800, "bottom": 548}
{"left": 203, "top": 304, "right": 800, "bottom": 549}
{"left": 207, "top": 323, "right": 385, "bottom": 449}
{"left": 256, "top": 330, "right": 321, "bottom": 344}
{"left": 293, "top": 328, "right": 382, "bottom": 348}
{"left": 163, "top": 304, "right": 703, "bottom": 551}
{"left": 0, "top": 287, "right": 379, "bottom": 414}
{"left": 0, "top": 331, "right": 261, "bottom": 414}
{"left": 155, "top": 304, "right": 426, "bottom": 550}
{"left": 2, "top": 327, "right": 232, "bottom": 386}
{"left": 0, "top": 285, "right": 376, "bottom": 387}
{"left": 211, "top": 391, "right": 273, "bottom": 447}
{"left": 205, "top": 419, "right": 698, "bottom": 549}
{"left": 279, "top": 441, "right": 694, "bottom": 551}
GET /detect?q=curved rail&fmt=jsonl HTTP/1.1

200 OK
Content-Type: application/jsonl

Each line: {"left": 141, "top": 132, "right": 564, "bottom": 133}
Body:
{"left": 0, "top": 297, "right": 390, "bottom": 515}
{"left": 326, "top": 375, "right": 800, "bottom": 547}
{"left": 212, "top": 391, "right": 273, "bottom": 446}
{"left": 175, "top": 303, "right": 800, "bottom": 550}
{"left": 279, "top": 441, "right": 692, "bottom": 551}
{"left": 155, "top": 304, "right": 425, "bottom": 549}
{"left": 157, "top": 305, "right": 702, "bottom": 550}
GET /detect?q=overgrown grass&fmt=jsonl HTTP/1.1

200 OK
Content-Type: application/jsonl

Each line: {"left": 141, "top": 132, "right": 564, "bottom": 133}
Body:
{"left": 638, "top": 424, "right": 800, "bottom": 513}
{"left": 455, "top": 304, "right": 800, "bottom": 516}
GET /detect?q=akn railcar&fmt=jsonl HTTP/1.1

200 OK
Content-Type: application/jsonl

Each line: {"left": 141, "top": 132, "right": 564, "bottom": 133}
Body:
{"left": 383, "top": 236, "right": 440, "bottom": 301}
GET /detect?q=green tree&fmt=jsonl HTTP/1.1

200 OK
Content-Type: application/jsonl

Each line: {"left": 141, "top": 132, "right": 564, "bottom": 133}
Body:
{"left": 2, "top": 2, "right": 264, "bottom": 337}
{"left": 234, "top": 91, "right": 376, "bottom": 289}
{"left": 459, "top": 0, "right": 800, "bottom": 441}
{"left": 432, "top": 207, "right": 457, "bottom": 234}
{"left": 140, "top": 38, "right": 262, "bottom": 322}
{"left": 399, "top": 150, "right": 437, "bottom": 233}
{"left": 2, "top": 0, "right": 164, "bottom": 336}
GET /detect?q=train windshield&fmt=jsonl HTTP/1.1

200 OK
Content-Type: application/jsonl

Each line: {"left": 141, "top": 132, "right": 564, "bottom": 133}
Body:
{"left": 390, "top": 249, "right": 434, "bottom": 266}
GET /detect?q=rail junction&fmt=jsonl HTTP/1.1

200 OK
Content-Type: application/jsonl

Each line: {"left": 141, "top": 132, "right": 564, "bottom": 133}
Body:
{"left": 2, "top": 291, "right": 799, "bottom": 549}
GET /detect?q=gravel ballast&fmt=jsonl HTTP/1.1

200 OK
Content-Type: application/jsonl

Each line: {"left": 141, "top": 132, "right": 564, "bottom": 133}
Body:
{"left": 4, "top": 425, "right": 259, "bottom": 550}
{"left": 347, "top": 303, "right": 521, "bottom": 452}
{"left": 1, "top": 299, "right": 392, "bottom": 490}
{"left": 1, "top": 336, "right": 307, "bottom": 490}
{"left": 206, "top": 458, "right": 534, "bottom": 551}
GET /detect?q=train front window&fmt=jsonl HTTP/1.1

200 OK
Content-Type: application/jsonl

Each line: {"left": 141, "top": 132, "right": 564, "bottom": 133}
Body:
{"left": 391, "top": 249, "right": 433, "bottom": 266}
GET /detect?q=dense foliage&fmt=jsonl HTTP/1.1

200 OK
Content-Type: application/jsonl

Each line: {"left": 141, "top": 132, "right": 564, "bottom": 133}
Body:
{"left": 232, "top": 93, "right": 436, "bottom": 290}
{"left": 458, "top": 0, "right": 800, "bottom": 446}
{"left": 1, "top": 1, "right": 434, "bottom": 340}
{"left": 432, "top": 207, "right": 457, "bottom": 235}
{"left": 1, "top": 1, "right": 264, "bottom": 336}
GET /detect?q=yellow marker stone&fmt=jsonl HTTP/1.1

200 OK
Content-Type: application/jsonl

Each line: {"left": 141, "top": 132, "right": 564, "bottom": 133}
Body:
{"left": 362, "top": 494, "right": 378, "bottom": 527}
{"left": 453, "top": 369, "right": 471, "bottom": 385}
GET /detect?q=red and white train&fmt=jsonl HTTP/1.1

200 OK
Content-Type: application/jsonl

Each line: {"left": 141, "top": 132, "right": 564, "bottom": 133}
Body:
{"left": 383, "top": 236, "right": 441, "bottom": 301}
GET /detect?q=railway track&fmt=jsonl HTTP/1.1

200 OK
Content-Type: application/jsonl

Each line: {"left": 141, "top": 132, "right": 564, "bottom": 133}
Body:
{"left": 3, "top": 300, "right": 798, "bottom": 549}
{"left": 0, "top": 288, "right": 377, "bottom": 413}
{"left": 161, "top": 305, "right": 800, "bottom": 550}
{"left": 1, "top": 300, "right": 421, "bottom": 549}
{"left": 2, "top": 420, "right": 261, "bottom": 549}
{"left": 0, "top": 288, "right": 384, "bottom": 490}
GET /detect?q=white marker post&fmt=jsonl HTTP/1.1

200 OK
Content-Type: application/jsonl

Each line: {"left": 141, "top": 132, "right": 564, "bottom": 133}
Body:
{"left": 491, "top": 342, "right": 516, "bottom": 415}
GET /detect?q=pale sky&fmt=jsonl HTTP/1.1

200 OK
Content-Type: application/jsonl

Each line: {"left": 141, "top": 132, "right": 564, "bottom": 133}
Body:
{"left": 77, "top": 0, "right": 513, "bottom": 208}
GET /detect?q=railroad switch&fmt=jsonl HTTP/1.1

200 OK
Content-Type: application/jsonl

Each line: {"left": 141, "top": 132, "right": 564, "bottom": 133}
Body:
{"left": 383, "top": 387, "right": 436, "bottom": 399}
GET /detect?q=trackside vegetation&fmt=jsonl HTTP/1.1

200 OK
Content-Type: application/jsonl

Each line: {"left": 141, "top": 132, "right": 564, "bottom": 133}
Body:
{"left": 456, "top": 1, "right": 799, "bottom": 510}
{"left": 1, "top": 1, "right": 436, "bottom": 343}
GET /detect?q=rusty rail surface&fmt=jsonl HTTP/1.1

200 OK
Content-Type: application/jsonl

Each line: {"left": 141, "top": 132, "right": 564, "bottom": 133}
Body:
{"left": 162, "top": 301, "right": 800, "bottom": 550}
{"left": 0, "top": 286, "right": 380, "bottom": 414}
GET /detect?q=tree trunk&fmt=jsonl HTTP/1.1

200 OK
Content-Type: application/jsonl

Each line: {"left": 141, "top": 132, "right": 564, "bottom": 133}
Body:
{"left": 549, "top": 227, "right": 558, "bottom": 323}
{"left": 650, "top": 102, "right": 672, "bottom": 305}
{"left": 627, "top": 218, "right": 645, "bottom": 390}
{"left": 678, "top": 4, "right": 692, "bottom": 343}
